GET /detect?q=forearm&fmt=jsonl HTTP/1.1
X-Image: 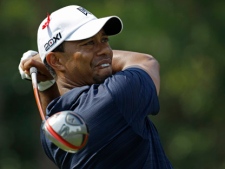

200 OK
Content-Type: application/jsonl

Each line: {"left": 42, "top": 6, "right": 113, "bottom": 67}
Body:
{"left": 112, "top": 50, "right": 160, "bottom": 95}
{"left": 39, "top": 83, "right": 60, "bottom": 116}
{"left": 112, "top": 50, "right": 155, "bottom": 71}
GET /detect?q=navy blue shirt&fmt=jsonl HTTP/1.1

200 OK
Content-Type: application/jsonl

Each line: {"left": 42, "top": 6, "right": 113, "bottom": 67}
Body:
{"left": 40, "top": 68, "right": 173, "bottom": 169}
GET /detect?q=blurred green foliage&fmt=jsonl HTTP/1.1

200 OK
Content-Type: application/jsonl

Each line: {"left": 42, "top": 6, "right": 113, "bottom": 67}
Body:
{"left": 0, "top": 0, "right": 224, "bottom": 168}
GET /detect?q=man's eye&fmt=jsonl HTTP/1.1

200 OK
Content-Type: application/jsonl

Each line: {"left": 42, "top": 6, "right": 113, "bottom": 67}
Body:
{"left": 102, "top": 37, "right": 109, "bottom": 43}
{"left": 83, "top": 41, "right": 94, "bottom": 46}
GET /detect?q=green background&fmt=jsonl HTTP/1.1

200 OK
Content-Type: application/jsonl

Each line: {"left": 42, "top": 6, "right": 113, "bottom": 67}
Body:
{"left": 0, "top": 0, "right": 224, "bottom": 168}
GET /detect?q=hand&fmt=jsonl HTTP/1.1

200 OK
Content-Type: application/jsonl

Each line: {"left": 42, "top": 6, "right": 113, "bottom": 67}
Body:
{"left": 19, "top": 50, "right": 53, "bottom": 82}
{"left": 19, "top": 50, "right": 55, "bottom": 91}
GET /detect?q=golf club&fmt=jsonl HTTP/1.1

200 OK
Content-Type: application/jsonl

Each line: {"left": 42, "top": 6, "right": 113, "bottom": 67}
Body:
{"left": 30, "top": 67, "right": 88, "bottom": 153}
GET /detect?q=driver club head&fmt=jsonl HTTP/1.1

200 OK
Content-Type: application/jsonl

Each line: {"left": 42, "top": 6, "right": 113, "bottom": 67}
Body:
{"left": 42, "top": 111, "right": 89, "bottom": 153}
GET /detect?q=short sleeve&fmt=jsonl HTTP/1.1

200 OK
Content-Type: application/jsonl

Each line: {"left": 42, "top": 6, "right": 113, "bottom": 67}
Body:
{"left": 105, "top": 68, "right": 160, "bottom": 133}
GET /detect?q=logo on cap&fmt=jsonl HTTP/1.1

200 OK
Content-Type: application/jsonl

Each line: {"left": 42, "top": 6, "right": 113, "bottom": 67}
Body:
{"left": 42, "top": 14, "right": 51, "bottom": 29}
{"left": 44, "top": 32, "right": 62, "bottom": 51}
{"left": 77, "top": 7, "right": 93, "bottom": 16}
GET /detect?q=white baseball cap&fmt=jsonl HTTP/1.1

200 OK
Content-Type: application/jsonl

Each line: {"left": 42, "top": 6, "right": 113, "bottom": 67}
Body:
{"left": 37, "top": 5, "right": 123, "bottom": 62}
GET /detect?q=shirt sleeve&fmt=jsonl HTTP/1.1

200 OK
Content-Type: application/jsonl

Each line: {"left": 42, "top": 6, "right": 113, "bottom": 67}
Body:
{"left": 105, "top": 68, "right": 160, "bottom": 133}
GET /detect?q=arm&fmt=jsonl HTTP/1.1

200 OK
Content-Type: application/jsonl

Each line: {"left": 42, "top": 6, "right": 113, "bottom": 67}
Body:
{"left": 19, "top": 50, "right": 160, "bottom": 116}
{"left": 112, "top": 50, "right": 160, "bottom": 95}
{"left": 20, "top": 54, "right": 60, "bottom": 115}
{"left": 38, "top": 83, "right": 59, "bottom": 116}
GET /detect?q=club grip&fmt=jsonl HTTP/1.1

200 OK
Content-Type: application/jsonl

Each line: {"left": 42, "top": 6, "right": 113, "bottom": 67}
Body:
{"left": 30, "top": 67, "right": 38, "bottom": 74}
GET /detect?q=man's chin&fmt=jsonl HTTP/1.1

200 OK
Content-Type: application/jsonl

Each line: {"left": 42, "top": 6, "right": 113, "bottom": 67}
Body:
{"left": 93, "top": 71, "right": 112, "bottom": 84}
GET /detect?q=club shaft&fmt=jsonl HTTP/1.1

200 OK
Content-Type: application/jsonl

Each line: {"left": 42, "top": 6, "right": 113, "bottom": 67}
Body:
{"left": 30, "top": 67, "right": 45, "bottom": 121}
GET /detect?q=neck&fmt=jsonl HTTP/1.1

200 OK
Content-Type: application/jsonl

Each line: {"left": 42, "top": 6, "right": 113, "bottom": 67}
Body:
{"left": 56, "top": 82, "right": 74, "bottom": 95}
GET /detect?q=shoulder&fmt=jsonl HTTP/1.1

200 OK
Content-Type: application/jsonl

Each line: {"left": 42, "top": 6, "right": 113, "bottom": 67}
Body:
{"left": 107, "top": 67, "right": 155, "bottom": 91}
{"left": 105, "top": 67, "right": 158, "bottom": 107}
{"left": 46, "top": 86, "right": 90, "bottom": 116}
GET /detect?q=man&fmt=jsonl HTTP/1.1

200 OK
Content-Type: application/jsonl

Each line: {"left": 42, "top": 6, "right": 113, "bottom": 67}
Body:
{"left": 19, "top": 5, "right": 173, "bottom": 169}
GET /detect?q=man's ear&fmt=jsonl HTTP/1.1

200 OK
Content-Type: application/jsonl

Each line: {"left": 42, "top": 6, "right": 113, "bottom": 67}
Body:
{"left": 46, "top": 52, "right": 65, "bottom": 71}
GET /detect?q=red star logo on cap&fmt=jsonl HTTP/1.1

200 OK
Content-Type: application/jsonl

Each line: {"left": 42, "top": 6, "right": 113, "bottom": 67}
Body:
{"left": 42, "top": 13, "right": 51, "bottom": 29}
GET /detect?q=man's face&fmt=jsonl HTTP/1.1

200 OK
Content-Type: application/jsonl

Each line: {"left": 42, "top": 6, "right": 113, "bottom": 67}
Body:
{"left": 59, "top": 29, "right": 113, "bottom": 86}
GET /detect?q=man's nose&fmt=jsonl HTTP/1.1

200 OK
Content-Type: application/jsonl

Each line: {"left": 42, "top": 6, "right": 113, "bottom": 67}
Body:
{"left": 96, "top": 43, "right": 111, "bottom": 57}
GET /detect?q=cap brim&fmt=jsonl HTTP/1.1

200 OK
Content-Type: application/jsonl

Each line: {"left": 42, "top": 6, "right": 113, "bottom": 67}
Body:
{"left": 66, "top": 16, "right": 123, "bottom": 41}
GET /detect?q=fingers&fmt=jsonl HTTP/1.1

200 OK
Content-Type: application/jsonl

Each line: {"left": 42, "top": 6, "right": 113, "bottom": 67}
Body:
{"left": 36, "top": 71, "right": 53, "bottom": 82}
{"left": 20, "top": 53, "right": 54, "bottom": 82}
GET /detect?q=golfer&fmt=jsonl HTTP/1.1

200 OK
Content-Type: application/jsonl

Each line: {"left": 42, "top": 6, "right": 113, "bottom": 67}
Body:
{"left": 19, "top": 5, "right": 173, "bottom": 169}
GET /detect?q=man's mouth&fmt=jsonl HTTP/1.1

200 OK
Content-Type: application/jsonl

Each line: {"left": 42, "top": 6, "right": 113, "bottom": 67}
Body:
{"left": 100, "top": 63, "right": 110, "bottom": 68}
{"left": 96, "top": 58, "right": 111, "bottom": 69}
